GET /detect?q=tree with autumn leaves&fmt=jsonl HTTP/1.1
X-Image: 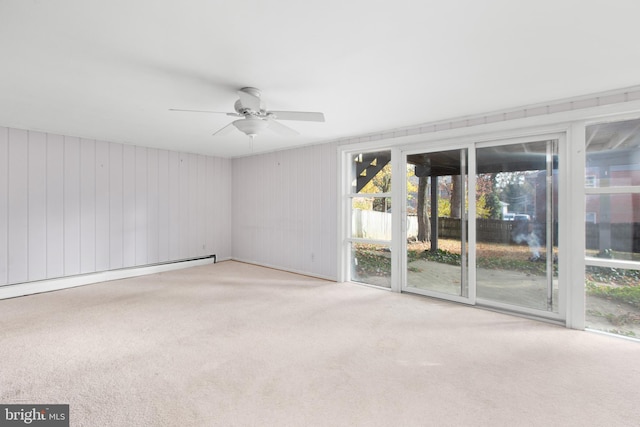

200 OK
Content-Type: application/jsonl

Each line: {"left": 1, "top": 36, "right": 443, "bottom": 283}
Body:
{"left": 359, "top": 165, "right": 506, "bottom": 243}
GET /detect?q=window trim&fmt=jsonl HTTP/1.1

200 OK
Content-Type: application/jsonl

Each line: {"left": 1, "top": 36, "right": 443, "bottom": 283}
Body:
{"left": 337, "top": 98, "right": 640, "bottom": 332}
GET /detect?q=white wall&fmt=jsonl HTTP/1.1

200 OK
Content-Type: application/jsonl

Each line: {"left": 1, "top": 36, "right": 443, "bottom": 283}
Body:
{"left": 0, "top": 126, "right": 232, "bottom": 286}
{"left": 231, "top": 143, "right": 337, "bottom": 280}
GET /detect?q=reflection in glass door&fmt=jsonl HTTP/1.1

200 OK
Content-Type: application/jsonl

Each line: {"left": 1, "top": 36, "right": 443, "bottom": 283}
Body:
{"left": 475, "top": 140, "right": 559, "bottom": 314}
{"left": 405, "top": 149, "right": 470, "bottom": 302}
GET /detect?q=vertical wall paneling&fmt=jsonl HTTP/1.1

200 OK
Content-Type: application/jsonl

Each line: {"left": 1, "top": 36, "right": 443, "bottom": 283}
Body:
{"left": 258, "top": 154, "right": 269, "bottom": 265}
{"left": 330, "top": 143, "right": 338, "bottom": 275}
{"left": 291, "top": 150, "right": 299, "bottom": 269}
{"left": 205, "top": 157, "right": 215, "bottom": 256}
{"left": 147, "top": 148, "right": 159, "bottom": 264}
{"left": 258, "top": 154, "right": 268, "bottom": 264}
{"left": 135, "top": 146, "right": 148, "bottom": 265}
{"left": 179, "top": 153, "right": 189, "bottom": 259}
{"left": 63, "top": 136, "right": 81, "bottom": 275}
{"left": 168, "top": 151, "right": 181, "bottom": 260}
{"left": 80, "top": 139, "right": 96, "bottom": 273}
{"left": 273, "top": 153, "right": 282, "bottom": 268}
{"left": 122, "top": 144, "right": 136, "bottom": 267}
{"left": 7, "top": 129, "right": 28, "bottom": 283}
{"left": 322, "top": 143, "right": 331, "bottom": 275}
{"left": 281, "top": 153, "right": 292, "bottom": 269}
{"left": 109, "top": 142, "right": 124, "bottom": 269}
{"left": 271, "top": 152, "right": 281, "bottom": 267}
{"left": 27, "top": 131, "right": 48, "bottom": 281}
{"left": 95, "top": 140, "right": 110, "bottom": 271}
{"left": 243, "top": 155, "right": 254, "bottom": 262}
{"left": 231, "top": 142, "right": 338, "bottom": 279}
{"left": 262, "top": 153, "right": 273, "bottom": 266}
{"left": 316, "top": 145, "right": 326, "bottom": 272}
{"left": 0, "top": 128, "right": 8, "bottom": 285}
{"left": 305, "top": 147, "right": 314, "bottom": 271}
{"left": 244, "top": 156, "right": 256, "bottom": 263}
{"left": 274, "top": 152, "right": 284, "bottom": 268}
{"left": 230, "top": 159, "right": 239, "bottom": 258}
{"left": 300, "top": 148, "right": 309, "bottom": 270}
{"left": 269, "top": 153, "right": 279, "bottom": 266}
{"left": 220, "top": 158, "right": 231, "bottom": 258}
{"left": 46, "top": 134, "right": 64, "bottom": 278}
{"left": 1, "top": 126, "right": 233, "bottom": 287}
{"left": 321, "top": 143, "right": 336, "bottom": 275}
{"left": 249, "top": 154, "right": 259, "bottom": 264}
{"left": 251, "top": 155, "right": 259, "bottom": 263}
{"left": 231, "top": 158, "right": 246, "bottom": 263}
{"left": 293, "top": 150, "right": 303, "bottom": 270}
{"left": 188, "top": 154, "right": 198, "bottom": 258}
{"left": 231, "top": 158, "right": 241, "bottom": 260}
{"left": 300, "top": 147, "right": 318, "bottom": 271}
{"left": 158, "top": 149, "right": 170, "bottom": 262}
{"left": 311, "top": 145, "right": 322, "bottom": 272}
{"left": 245, "top": 155, "right": 254, "bottom": 261}
{"left": 296, "top": 149, "right": 304, "bottom": 271}
{"left": 197, "top": 155, "right": 206, "bottom": 256}
{"left": 242, "top": 156, "right": 250, "bottom": 260}
{"left": 257, "top": 154, "right": 265, "bottom": 265}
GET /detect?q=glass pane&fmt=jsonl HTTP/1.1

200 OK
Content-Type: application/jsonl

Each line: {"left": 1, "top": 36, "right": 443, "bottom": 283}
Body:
{"left": 586, "top": 265, "right": 640, "bottom": 338}
{"left": 351, "top": 151, "right": 392, "bottom": 194}
{"left": 351, "top": 197, "right": 392, "bottom": 240}
{"left": 406, "top": 149, "right": 468, "bottom": 297}
{"left": 351, "top": 243, "right": 391, "bottom": 288}
{"left": 585, "top": 119, "right": 640, "bottom": 338}
{"left": 586, "top": 194, "right": 640, "bottom": 260}
{"left": 586, "top": 118, "right": 640, "bottom": 188}
{"left": 476, "top": 140, "right": 559, "bottom": 312}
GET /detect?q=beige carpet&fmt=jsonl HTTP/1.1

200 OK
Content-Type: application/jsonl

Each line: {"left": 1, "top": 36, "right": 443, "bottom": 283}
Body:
{"left": 1, "top": 261, "right": 639, "bottom": 426}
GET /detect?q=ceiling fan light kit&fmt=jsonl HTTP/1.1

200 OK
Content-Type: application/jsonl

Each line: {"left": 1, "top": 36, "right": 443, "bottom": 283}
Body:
{"left": 233, "top": 116, "right": 269, "bottom": 139}
{"left": 170, "top": 87, "right": 325, "bottom": 139}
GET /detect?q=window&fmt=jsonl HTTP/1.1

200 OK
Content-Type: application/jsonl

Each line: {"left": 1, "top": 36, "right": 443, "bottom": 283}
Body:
{"left": 585, "top": 118, "right": 640, "bottom": 338}
{"left": 347, "top": 150, "right": 392, "bottom": 288}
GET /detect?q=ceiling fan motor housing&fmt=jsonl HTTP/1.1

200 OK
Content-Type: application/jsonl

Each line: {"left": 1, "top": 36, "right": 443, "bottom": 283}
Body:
{"left": 235, "top": 87, "right": 265, "bottom": 115}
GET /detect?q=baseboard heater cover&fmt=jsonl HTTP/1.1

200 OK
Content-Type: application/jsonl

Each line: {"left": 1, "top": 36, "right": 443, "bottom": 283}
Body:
{"left": 0, "top": 255, "right": 219, "bottom": 300}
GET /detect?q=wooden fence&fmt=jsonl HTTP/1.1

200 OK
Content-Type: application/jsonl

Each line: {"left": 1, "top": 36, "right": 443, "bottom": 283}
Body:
{"left": 438, "top": 217, "right": 515, "bottom": 243}
{"left": 439, "top": 217, "right": 559, "bottom": 245}
{"left": 355, "top": 210, "right": 640, "bottom": 252}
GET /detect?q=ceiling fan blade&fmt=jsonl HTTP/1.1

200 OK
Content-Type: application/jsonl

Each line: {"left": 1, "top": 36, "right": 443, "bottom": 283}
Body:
{"left": 268, "top": 119, "right": 299, "bottom": 136}
{"left": 268, "top": 111, "right": 325, "bottom": 122}
{"left": 237, "top": 88, "right": 262, "bottom": 112}
{"left": 170, "top": 108, "right": 241, "bottom": 117}
{"left": 212, "top": 122, "right": 236, "bottom": 136}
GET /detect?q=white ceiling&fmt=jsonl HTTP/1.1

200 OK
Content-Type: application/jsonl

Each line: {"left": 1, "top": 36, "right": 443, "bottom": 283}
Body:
{"left": 1, "top": 1, "right": 640, "bottom": 158}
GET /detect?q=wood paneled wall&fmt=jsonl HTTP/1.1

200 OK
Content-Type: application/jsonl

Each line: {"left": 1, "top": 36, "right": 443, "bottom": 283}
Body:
{"left": 0, "top": 127, "right": 232, "bottom": 286}
{"left": 231, "top": 143, "right": 337, "bottom": 280}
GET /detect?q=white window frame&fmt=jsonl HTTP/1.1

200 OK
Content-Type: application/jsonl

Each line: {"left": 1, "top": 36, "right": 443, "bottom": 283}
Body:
{"left": 583, "top": 117, "right": 640, "bottom": 313}
{"left": 337, "top": 96, "right": 640, "bottom": 331}
{"left": 338, "top": 146, "right": 399, "bottom": 290}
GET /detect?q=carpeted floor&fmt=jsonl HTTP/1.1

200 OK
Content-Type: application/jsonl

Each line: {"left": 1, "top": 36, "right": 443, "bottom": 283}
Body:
{"left": 1, "top": 261, "right": 639, "bottom": 426}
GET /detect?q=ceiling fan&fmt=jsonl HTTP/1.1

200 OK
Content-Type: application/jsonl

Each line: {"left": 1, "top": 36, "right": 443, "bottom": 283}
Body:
{"left": 170, "top": 87, "right": 325, "bottom": 139}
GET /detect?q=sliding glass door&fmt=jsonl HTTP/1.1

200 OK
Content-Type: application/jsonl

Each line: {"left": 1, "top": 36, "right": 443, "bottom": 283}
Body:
{"left": 475, "top": 139, "right": 560, "bottom": 315}
{"left": 404, "top": 148, "right": 472, "bottom": 304}
{"left": 401, "top": 137, "right": 562, "bottom": 319}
